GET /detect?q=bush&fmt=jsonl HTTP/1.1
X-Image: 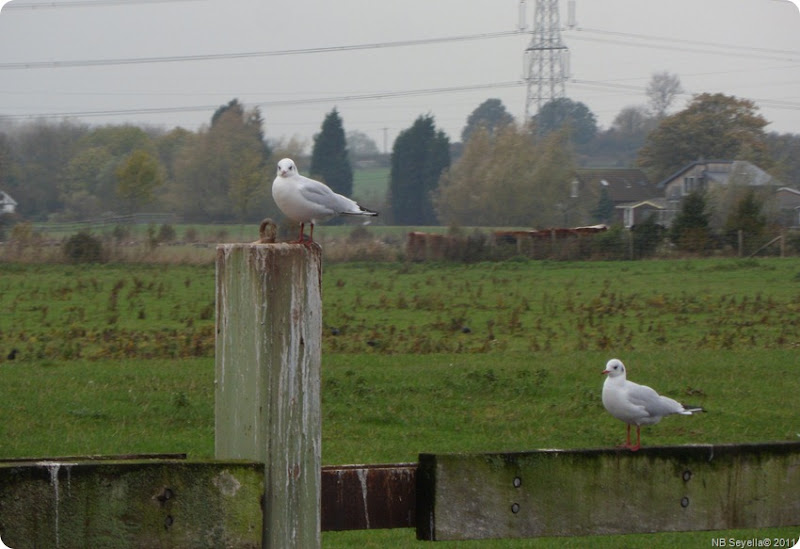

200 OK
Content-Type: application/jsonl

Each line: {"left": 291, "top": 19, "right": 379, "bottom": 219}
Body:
{"left": 592, "top": 225, "right": 628, "bottom": 260}
{"left": 157, "top": 223, "right": 177, "bottom": 243}
{"left": 111, "top": 224, "right": 130, "bottom": 242}
{"left": 63, "top": 231, "right": 105, "bottom": 263}
{"left": 184, "top": 227, "right": 198, "bottom": 243}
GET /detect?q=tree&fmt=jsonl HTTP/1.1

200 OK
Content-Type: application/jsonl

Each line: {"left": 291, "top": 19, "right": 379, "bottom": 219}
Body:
{"left": 765, "top": 132, "right": 800, "bottom": 187}
{"left": 310, "top": 108, "right": 353, "bottom": 197}
{"left": 646, "top": 71, "right": 684, "bottom": 119}
{"left": 638, "top": 93, "right": 772, "bottom": 182}
{"left": 172, "top": 100, "right": 272, "bottom": 222}
{"left": 669, "top": 191, "right": 711, "bottom": 252}
{"left": 724, "top": 189, "right": 766, "bottom": 253}
{"left": 435, "top": 124, "right": 575, "bottom": 227}
{"left": 346, "top": 130, "right": 380, "bottom": 158}
{"left": 389, "top": 115, "right": 450, "bottom": 225}
{"left": 7, "top": 120, "right": 89, "bottom": 218}
{"left": 61, "top": 146, "right": 114, "bottom": 219}
{"left": 212, "top": 98, "right": 271, "bottom": 159}
{"left": 532, "top": 98, "right": 597, "bottom": 145}
{"left": 116, "top": 149, "right": 164, "bottom": 211}
{"left": 612, "top": 105, "right": 657, "bottom": 136}
{"left": 631, "top": 214, "right": 665, "bottom": 258}
{"left": 461, "top": 98, "right": 515, "bottom": 144}
{"left": 591, "top": 186, "right": 615, "bottom": 224}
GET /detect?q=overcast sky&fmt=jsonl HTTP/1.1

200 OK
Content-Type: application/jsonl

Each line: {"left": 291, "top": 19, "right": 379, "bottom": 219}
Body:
{"left": 1, "top": 0, "right": 799, "bottom": 152}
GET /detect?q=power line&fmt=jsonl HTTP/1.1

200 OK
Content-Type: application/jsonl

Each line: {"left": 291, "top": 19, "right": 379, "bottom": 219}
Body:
{"left": 5, "top": 76, "right": 800, "bottom": 124}
{"left": 574, "top": 27, "right": 800, "bottom": 57}
{"left": 0, "top": 80, "right": 528, "bottom": 120}
{"left": 568, "top": 33, "right": 800, "bottom": 64}
{"left": 0, "top": 30, "right": 524, "bottom": 70}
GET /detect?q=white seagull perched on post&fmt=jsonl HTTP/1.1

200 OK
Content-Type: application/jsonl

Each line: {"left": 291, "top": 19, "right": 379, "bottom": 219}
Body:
{"left": 601, "top": 358, "right": 704, "bottom": 451}
{"left": 272, "top": 158, "right": 378, "bottom": 244}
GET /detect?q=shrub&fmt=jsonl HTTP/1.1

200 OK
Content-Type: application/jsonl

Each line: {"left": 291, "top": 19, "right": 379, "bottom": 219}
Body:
{"left": 63, "top": 231, "right": 105, "bottom": 263}
{"left": 157, "top": 223, "right": 177, "bottom": 243}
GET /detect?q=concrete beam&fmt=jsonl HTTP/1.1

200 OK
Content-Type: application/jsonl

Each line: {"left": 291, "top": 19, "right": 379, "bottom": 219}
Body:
{"left": 416, "top": 442, "right": 800, "bottom": 541}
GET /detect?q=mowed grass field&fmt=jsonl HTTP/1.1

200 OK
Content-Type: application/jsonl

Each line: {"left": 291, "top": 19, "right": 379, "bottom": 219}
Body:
{"left": 0, "top": 258, "right": 799, "bottom": 548}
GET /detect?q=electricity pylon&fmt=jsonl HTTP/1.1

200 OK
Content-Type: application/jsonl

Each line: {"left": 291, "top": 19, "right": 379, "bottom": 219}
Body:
{"left": 522, "top": 0, "right": 571, "bottom": 120}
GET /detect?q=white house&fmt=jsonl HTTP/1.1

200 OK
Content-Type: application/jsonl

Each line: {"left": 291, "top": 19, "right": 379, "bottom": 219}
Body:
{"left": 0, "top": 191, "right": 17, "bottom": 214}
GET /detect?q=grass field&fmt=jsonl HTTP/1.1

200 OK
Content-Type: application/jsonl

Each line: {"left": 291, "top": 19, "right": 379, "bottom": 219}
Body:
{"left": 352, "top": 166, "right": 390, "bottom": 206}
{"left": 0, "top": 258, "right": 799, "bottom": 547}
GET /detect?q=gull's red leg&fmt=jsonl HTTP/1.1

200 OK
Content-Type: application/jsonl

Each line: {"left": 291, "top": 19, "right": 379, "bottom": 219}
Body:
{"left": 629, "top": 426, "right": 641, "bottom": 452}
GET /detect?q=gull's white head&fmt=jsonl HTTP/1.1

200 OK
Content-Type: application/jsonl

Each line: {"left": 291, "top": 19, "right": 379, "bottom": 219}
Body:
{"left": 601, "top": 358, "right": 626, "bottom": 378}
{"left": 276, "top": 158, "right": 297, "bottom": 178}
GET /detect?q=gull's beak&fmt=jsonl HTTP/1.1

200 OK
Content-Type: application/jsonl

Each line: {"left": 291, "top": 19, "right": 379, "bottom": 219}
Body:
{"left": 601, "top": 369, "right": 610, "bottom": 375}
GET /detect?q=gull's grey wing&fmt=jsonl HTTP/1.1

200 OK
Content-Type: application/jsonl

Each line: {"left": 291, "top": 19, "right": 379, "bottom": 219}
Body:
{"left": 627, "top": 381, "right": 684, "bottom": 417}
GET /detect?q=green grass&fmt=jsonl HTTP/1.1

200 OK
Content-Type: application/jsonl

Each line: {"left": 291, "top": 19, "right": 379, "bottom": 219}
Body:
{"left": 0, "top": 358, "right": 214, "bottom": 458}
{"left": 352, "top": 166, "right": 389, "bottom": 205}
{"left": 1, "top": 258, "right": 799, "bottom": 547}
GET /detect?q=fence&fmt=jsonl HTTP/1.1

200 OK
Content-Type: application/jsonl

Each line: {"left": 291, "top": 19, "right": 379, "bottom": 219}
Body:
{"left": 0, "top": 243, "right": 798, "bottom": 548}
{"left": 33, "top": 213, "right": 178, "bottom": 234}
{"left": 407, "top": 227, "right": 797, "bottom": 262}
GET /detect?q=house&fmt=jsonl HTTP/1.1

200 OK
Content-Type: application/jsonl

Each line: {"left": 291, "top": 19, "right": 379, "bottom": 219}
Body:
{"left": 0, "top": 191, "right": 17, "bottom": 214}
{"left": 615, "top": 198, "right": 667, "bottom": 229}
{"left": 774, "top": 187, "right": 800, "bottom": 227}
{"left": 571, "top": 168, "right": 660, "bottom": 226}
{"left": 657, "top": 160, "right": 780, "bottom": 227}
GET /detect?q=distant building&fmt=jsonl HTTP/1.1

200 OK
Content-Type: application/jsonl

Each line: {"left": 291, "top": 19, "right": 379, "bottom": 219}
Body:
{"left": 657, "top": 160, "right": 781, "bottom": 227}
{"left": 0, "top": 191, "right": 17, "bottom": 214}
{"left": 774, "top": 187, "right": 800, "bottom": 228}
{"left": 615, "top": 199, "right": 667, "bottom": 229}
{"left": 571, "top": 168, "right": 660, "bottom": 227}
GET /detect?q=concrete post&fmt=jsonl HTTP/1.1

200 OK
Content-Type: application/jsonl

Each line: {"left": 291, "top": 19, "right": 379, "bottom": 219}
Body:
{"left": 215, "top": 243, "right": 322, "bottom": 549}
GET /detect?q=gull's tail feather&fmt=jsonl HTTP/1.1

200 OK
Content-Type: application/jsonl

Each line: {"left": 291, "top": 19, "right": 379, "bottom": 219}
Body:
{"left": 342, "top": 206, "right": 378, "bottom": 217}
{"left": 680, "top": 405, "right": 705, "bottom": 415}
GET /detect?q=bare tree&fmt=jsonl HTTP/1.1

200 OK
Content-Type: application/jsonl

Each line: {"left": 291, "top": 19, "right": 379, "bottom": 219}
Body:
{"left": 646, "top": 72, "right": 684, "bottom": 119}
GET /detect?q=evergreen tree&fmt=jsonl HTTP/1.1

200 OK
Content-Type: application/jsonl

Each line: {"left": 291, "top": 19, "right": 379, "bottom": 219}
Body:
{"left": 669, "top": 191, "right": 711, "bottom": 252}
{"left": 631, "top": 214, "right": 665, "bottom": 258}
{"left": 724, "top": 189, "right": 766, "bottom": 253}
{"left": 591, "top": 186, "right": 615, "bottom": 224}
{"left": 389, "top": 115, "right": 450, "bottom": 225}
{"left": 310, "top": 108, "right": 353, "bottom": 197}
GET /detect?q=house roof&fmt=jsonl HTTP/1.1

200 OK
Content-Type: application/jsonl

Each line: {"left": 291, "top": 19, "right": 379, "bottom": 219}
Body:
{"left": 656, "top": 160, "right": 778, "bottom": 189}
{"left": 614, "top": 198, "right": 667, "bottom": 210}
{"left": 0, "top": 191, "right": 17, "bottom": 206}
{"left": 573, "top": 168, "right": 656, "bottom": 203}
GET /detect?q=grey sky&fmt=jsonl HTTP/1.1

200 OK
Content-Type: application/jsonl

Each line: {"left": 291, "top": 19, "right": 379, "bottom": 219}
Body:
{"left": 1, "top": 0, "right": 799, "bottom": 152}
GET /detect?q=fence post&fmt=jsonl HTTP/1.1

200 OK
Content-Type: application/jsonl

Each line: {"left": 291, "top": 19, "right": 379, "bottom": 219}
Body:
{"left": 215, "top": 243, "right": 322, "bottom": 549}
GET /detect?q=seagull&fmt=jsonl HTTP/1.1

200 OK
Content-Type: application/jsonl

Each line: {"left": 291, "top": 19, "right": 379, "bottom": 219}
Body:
{"left": 272, "top": 158, "right": 377, "bottom": 243}
{"left": 601, "top": 358, "right": 704, "bottom": 451}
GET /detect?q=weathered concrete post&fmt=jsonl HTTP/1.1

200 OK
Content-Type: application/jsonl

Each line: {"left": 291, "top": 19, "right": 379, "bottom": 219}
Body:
{"left": 215, "top": 243, "right": 322, "bottom": 549}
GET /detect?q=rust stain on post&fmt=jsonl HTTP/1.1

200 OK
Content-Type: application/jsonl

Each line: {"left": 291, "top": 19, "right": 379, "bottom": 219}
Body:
{"left": 215, "top": 243, "right": 322, "bottom": 549}
{"left": 321, "top": 464, "right": 417, "bottom": 531}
